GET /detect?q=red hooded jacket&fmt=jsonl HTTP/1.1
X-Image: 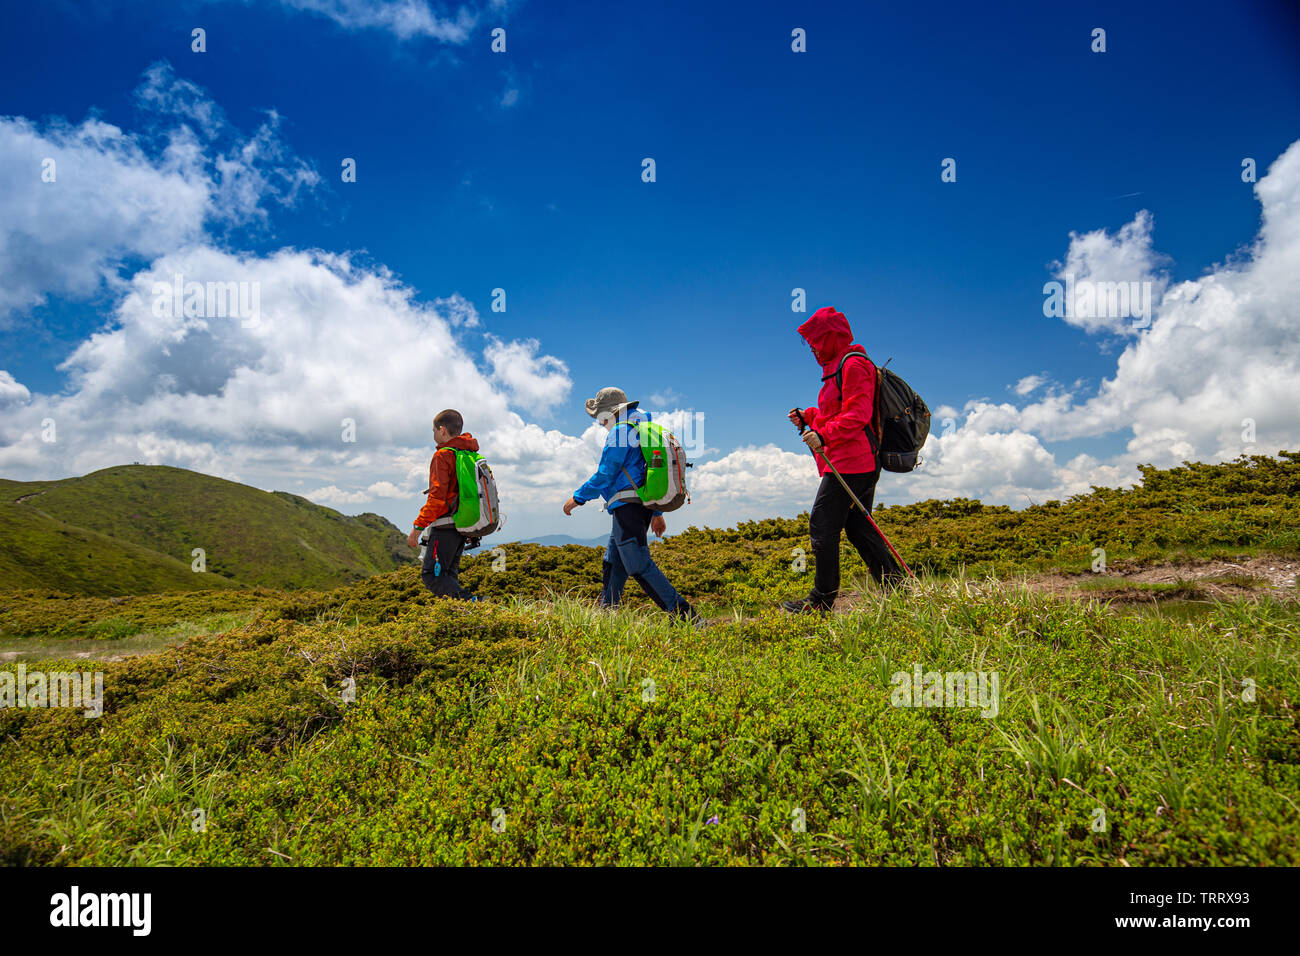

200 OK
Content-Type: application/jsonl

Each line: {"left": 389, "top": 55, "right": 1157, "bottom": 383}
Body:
{"left": 798, "top": 307, "right": 877, "bottom": 476}
{"left": 414, "top": 433, "right": 479, "bottom": 528}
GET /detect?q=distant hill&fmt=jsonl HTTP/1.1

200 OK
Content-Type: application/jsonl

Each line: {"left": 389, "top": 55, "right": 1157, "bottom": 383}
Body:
{"left": 0, "top": 465, "right": 415, "bottom": 595}
{"left": 512, "top": 534, "right": 610, "bottom": 548}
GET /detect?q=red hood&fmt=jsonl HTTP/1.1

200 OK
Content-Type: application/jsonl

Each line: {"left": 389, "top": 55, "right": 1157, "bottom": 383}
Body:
{"left": 437, "top": 433, "right": 479, "bottom": 452}
{"left": 798, "top": 307, "right": 859, "bottom": 371}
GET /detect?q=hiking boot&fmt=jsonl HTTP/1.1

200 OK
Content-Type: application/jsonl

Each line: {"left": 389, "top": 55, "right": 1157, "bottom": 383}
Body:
{"left": 781, "top": 594, "right": 834, "bottom": 615}
{"left": 673, "top": 600, "right": 704, "bottom": 627}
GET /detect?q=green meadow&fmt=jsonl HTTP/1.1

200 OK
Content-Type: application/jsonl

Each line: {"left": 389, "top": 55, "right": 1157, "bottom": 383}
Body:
{"left": 1, "top": 454, "right": 1296, "bottom": 865}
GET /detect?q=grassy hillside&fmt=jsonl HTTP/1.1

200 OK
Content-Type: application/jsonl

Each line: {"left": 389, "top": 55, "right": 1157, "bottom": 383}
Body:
{"left": 0, "top": 465, "right": 415, "bottom": 595}
{"left": 0, "top": 454, "right": 1296, "bottom": 866}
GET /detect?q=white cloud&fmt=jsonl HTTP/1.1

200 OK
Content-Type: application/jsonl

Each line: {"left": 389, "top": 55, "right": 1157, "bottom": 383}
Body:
{"left": 686, "top": 444, "right": 820, "bottom": 526}
{"left": 433, "top": 292, "right": 479, "bottom": 328}
{"left": 4, "top": 65, "right": 1295, "bottom": 548}
{"left": 499, "top": 70, "right": 521, "bottom": 109}
{"left": 495, "top": 62, "right": 531, "bottom": 111}
{"left": 483, "top": 336, "right": 571, "bottom": 412}
{"left": 0, "top": 244, "right": 582, "bottom": 536}
{"left": 906, "top": 428, "right": 1123, "bottom": 505}
{"left": 306, "top": 484, "right": 373, "bottom": 505}
{"left": 273, "top": 0, "right": 483, "bottom": 43}
{"left": 646, "top": 408, "right": 718, "bottom": 458}
{"left": 1013, "top": 374, "right": 1045, "bottom": 396}
{"left": 0, "top": 63, "right": 319, "bottom": 321}
{"left": 1048, "top": 209, "right": 1170, "bottom": 336}
{"left": 916, "top": 139, "right": 1300, "bottom": 505}
{"left": 1038, "top": 143, "right": 1299, "bottom": 460}
{"left": 0, "top": 371, "right": 31, "bottom": 408}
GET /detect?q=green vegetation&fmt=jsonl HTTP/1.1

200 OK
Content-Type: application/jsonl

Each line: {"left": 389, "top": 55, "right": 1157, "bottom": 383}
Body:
{"left": 454, "top": 452, "right": 1300, "bottom": 610}
{"left": 0, "top": 464, "right": 416, "bottom": 595}
{"left": 1, "top": 583, "right": 1295, "bottom": 865}
{"left": 0, "top": 453, "right": 1296, "bottom": 865}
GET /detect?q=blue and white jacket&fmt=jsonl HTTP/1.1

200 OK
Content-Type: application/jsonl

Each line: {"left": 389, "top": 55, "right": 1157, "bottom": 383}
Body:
{"left": 573, "top": 407, "right": 659, "bottom": 513}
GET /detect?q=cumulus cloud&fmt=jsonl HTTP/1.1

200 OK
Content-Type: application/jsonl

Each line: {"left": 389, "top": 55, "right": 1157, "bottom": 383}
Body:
{"left": 0, "top": 62, "right": 582, "bottom": 540}
{"left": 1047, "top": 209, "right": 1171, "bottom": 336}
{"left": 916, "top": 139, "right": 1300, "bottom": 504}
{"left": 483, "top": 336, "right": 571, "bottom": 412}
{"left": 687, "top": 444, "right": 820, "bottom": 526}
{"left": 905, "top": 429, "right": 1134, "bottom": 505}
{"left": 0, "top": 63, "right": 319, "bottom": 321}
{"left": 0, "top": 245, "right": 577, "bottom": 533}
{"left": 306, "top": 484, "right": 373, "bottom": 505}
{"left": 3, "top": 62, "right": 1295, "bottom": 545}
{"left": 0, "top": 371, "right": 31, "bottom": 408}
{"left": 433, "top": 292, "right": 480, "bottom": 328}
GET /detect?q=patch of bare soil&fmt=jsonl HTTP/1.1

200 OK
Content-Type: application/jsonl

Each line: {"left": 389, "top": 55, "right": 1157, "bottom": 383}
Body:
{"left": 1026, "top": 555, "right": 1299, "bottom": 604}
{"left": 0, "top": 648, "right": 141, "bottom": 663}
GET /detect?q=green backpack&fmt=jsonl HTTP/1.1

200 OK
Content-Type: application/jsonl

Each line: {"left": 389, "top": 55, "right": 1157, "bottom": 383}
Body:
{"left": 617, "top": 421, "right": 690, "bottom": 512}
{"left": 451, "top": 450, "right": 501, "bottom": 536}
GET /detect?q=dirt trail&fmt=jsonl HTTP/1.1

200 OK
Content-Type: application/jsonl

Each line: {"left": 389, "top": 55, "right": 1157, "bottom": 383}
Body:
{"left": 1024, "top": 555, "right": 1298, "bottom": 604}
{"left": 829, "top": 555, "right": 1298, "bottom": 612}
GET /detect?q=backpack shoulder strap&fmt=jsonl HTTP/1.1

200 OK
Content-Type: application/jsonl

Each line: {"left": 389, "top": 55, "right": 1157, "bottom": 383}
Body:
{"left": 612, "top": 419, "right": 642, "bottom": 490}
{"left": 822, "top": 349, "right": 873, "bottom": 395}
{"left": 822, "top": 351, "right": 884, "bottom": 458}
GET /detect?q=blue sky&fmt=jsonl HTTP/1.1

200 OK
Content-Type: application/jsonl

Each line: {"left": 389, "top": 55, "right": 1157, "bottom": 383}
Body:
{"left": 1, "top": 0, "right": 1298, "bottom": 541}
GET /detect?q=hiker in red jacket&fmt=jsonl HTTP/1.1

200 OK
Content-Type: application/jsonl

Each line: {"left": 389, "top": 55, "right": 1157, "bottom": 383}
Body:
{"left": 784, "top": 306, "right": 903, "bottom": 613}
{"left": 407, "top": 408, "right": 479, "bottom": 599}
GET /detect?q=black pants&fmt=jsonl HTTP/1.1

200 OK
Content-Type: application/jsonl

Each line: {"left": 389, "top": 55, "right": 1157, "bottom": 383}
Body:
{"left": 421, "top": 527, "right": 470, "bottom": 598}
{"left": 809, "top": 469, "right": 902, "bottom": 600}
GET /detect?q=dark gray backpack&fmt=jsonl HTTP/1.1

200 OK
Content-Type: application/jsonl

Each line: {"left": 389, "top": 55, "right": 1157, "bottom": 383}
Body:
{"left": 828, "top": 351, "right": 931, "bottom": 473}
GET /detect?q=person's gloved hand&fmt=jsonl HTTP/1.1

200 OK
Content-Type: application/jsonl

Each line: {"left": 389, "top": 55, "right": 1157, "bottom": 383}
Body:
{"left": 802, "top": 430, "right": 825, "bottom": 453}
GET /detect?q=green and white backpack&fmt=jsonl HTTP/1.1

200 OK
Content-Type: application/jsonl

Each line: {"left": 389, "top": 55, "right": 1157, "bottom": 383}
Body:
{"left": 424, "top": 449, "right": 500, "bottom": 545}
{"left": 616, "top": 421, "right": 691, "bottom": 513}
{"left": 450, "top": 450, "right": 500, "bottom": 536}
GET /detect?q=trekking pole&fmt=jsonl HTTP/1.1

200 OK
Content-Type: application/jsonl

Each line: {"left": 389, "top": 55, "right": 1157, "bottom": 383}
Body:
{"left": 792, "top": 411, "right": 915, "bottom": 579}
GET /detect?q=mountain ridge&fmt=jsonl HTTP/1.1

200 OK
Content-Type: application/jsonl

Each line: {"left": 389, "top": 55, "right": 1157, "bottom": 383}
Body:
{"left": 0, "top": 464, "right": 415, "bottom": 595}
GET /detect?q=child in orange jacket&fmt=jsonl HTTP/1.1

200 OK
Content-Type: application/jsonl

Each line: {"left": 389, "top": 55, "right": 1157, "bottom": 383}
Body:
{"left": 407, "top": 409, "right": 479, "bottom": 599}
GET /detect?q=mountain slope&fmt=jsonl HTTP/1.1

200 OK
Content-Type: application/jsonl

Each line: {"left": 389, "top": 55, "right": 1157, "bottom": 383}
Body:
{"left": 0, "top": 465, "right": 415, "bottom": 595}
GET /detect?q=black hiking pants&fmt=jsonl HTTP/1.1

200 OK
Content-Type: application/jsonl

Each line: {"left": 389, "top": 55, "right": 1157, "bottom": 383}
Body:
{"left": 421, "top": 527, "right": 471, "bottom": 599}
{"left": 809, "top": 468, "right": 903, "bottom": 602}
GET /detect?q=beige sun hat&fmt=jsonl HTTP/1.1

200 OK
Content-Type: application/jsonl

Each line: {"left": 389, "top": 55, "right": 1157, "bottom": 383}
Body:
{"left": 584, "top": 386, "right": 639, "bottom": 419}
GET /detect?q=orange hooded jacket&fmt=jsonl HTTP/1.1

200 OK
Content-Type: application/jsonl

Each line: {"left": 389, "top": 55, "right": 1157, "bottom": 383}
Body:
{"left": 413, "top": 433, "right": 479, "bottom": 529}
